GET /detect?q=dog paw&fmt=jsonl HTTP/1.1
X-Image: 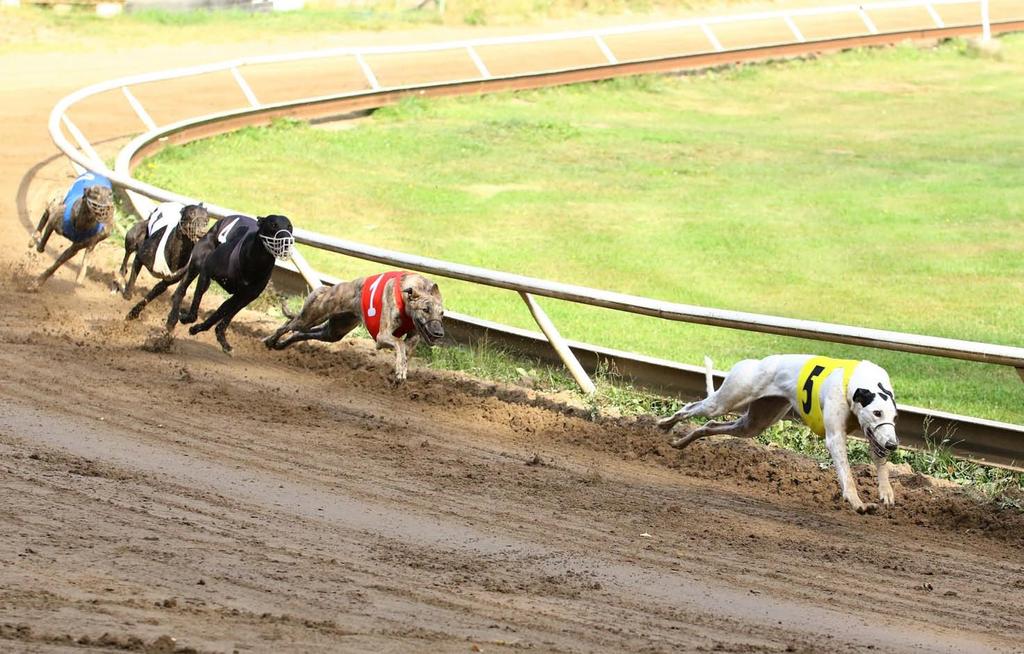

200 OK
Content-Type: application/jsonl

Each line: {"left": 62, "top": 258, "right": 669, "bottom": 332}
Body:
{"left": 656, "top": 417, "right": 676, "bottom": 431}
{"left": 126, "top": 305, "right": 143, "bottom": 321}
{"left": 179, "top": 313, "right": 197, "bottom": 325}
{"left": 879, "top": 485, "right": 895, "bottom": 506}
{"left": 855, "top": 502, "right": 879, "bottom": 515}
{"left": 188, "top": 324, "right": 202, "bottom": 336}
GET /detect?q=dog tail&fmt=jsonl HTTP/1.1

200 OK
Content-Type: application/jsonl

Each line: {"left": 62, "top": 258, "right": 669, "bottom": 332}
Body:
{"left": 280, "top": 299, "right": 296, "bottom": 319}
{"left": 703, "top": 355, "right": 715, "bottom": 396}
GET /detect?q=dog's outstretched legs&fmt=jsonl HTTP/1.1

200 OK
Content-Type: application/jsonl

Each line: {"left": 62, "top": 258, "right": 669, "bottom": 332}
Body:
{"left": 376, "top": 331, "right": 418, "bottom": 383}
{"left": 178, "top": 269, "right": 212, "bottom": 325}
{"left": 188, "top": 291, "right": 257, "bottom": 354}
{"left": 35, "top": 242, "right": 86, "bottom": 287}
{"left": 165, "top": 263, "right": 203, "bottom": 332}
{"left": 267, "top": 314, "right": 360, "bottom": 350}
{"left": 669, "top": 396, "right": 791, "bottom": 449}
{"left": 126, "top": 266, "right": 187, "bottom": 320}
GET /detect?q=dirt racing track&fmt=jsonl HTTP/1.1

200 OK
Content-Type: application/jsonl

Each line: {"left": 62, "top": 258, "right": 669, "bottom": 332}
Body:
{"left": 3, "top": 6, "right": 1024, "bottom": 654}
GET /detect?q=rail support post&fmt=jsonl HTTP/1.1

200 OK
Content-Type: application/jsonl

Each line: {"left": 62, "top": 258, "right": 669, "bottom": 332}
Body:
{"left": 519, "top": 292, "right": 596, "bottom": 396}
{"left": 1017, "top": 367, "right": 1024, "bottom": 383}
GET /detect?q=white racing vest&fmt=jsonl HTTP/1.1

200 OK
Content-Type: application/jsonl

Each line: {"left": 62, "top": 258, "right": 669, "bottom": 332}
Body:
{"left": 146, "top": 202, "right": 186, "bottom": 277}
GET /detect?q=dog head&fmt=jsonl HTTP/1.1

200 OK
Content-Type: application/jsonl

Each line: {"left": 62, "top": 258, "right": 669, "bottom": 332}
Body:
{"left": 257, "top": 214, "right": 295, "bottom": 260}
{"left": 401, "top": 274, "right": 445, "bottom": 345}
{"left": 83, "top": 185, "right": 114, "bottom": 219}
{"left": 179, "top": 204, "right": 211, "bottom": 242}
{"left": 849, "top": 363, "right": 899, "bottom": 458}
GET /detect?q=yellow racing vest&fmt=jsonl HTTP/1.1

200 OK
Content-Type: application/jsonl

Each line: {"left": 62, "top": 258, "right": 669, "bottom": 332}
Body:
{"left": 795, "top": 357, "right": 860, "bottom": 436}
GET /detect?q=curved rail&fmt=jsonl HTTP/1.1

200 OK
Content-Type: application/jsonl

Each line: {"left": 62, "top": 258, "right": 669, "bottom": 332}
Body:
{"left": 45, "top": 2, "right": 1024, "bottom": 466}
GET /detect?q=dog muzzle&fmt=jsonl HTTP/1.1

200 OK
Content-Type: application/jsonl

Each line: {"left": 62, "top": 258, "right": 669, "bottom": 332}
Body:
{"left": 86, "top": 197, "right": 112, "bottom": 215}
{"left": 180, "top": 219, "right": 209, "bottom": 242}
{"left": 416, "top": 318, "right": 445, "bottom": 345}
{"left": 865, "top": 422, "right": 898, "bottom": 458}
{"left": 260, "top": 230, "right": 295, "bottom": 260}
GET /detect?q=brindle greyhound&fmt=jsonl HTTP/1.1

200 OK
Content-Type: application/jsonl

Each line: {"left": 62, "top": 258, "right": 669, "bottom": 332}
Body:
{"left": 128, "top": 214, "right": 294, "bottom": 354}
{"left": 29, "top": 172, "right": 115, "bottom": 288}
{"left": 116, "top": 202, "right": 210, "bottom": 299}
{"left": 263, "top": 271, "right": 445, "bottom": 383}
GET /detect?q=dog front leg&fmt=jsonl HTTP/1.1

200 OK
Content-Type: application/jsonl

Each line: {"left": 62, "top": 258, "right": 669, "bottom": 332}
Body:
{"left": 165, "top": 265, "right": 201, "bottom": 332}
{"left": 190, "top": 293, "right": 253, "bottom": 354}
{"left": 825, "top": 429, "right": 875, "bottom": 514}
{"left": 75, "top": 245, "right": 94, "bottom": 285}
{"left": 35, "top": 242, "right": 84, "bottom": 286}
{"left": 180, "top": 272, "right": 211, "bottom": 325}
{"left": 31, "top": 207, "right": 52, "bottom": 250}
{"left": 871, "top": 451, "right": 895, "bottom": 507}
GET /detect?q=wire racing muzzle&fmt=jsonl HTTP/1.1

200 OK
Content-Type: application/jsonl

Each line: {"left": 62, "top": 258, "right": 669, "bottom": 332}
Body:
{"left": 260, "top": 229, "right": 295, "bottom": 260}
{"left": 85, "top": 195, "right": 112, "bottom": 215}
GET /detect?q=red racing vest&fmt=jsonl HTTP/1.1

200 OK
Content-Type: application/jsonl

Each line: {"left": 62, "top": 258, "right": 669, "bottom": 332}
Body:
{"left": 361, "top": 271, "right": 415, "bottom": 340}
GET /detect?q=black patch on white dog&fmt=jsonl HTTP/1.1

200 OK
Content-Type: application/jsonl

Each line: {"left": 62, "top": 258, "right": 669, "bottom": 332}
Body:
{"left": 853, "top": 387, "right": 876, "bottom": 407}
{"left": 877, "top": 383, "right": 896, "bottom": 406}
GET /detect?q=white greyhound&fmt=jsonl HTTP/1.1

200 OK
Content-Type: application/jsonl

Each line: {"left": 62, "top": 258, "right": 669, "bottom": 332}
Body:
{"left": 658, "top": 354, "right": 899, "bottom": 514}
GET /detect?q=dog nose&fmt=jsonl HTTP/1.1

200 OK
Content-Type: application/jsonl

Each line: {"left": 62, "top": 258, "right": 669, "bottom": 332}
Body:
{"left": 884, "top": 440, "right": 898, "bottom": 452}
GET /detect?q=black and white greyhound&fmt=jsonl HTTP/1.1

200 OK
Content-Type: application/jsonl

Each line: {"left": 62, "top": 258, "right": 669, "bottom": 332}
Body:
{"left": 128, "top": 214, "right": 294, "bottom": 354}
{"left": 116, "top": 202, "right": 210, "bottom": 299}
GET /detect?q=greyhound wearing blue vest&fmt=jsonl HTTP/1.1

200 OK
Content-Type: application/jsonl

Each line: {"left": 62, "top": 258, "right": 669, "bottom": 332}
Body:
{"left": 128, "top": 214, "right": 293, "bottom": 355}
{"left": 657, "top": 354, "right": 899, "bottom": 514}
{"left": 116, "top": 202, "right": 210, "bottom": 299}
{"left": 29, "top": 172, "right": 115, "bottom": 288}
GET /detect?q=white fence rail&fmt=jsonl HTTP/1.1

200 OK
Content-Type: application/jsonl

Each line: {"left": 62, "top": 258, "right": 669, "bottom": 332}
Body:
{"left": 45, "top": 0, "right": 1024, "bottom": 397}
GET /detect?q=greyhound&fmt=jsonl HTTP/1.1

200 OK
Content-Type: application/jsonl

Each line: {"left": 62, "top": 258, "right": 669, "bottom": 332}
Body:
{"left": 29, "top": 172, "right": 115, "bottom": 287}
{"left": 263, "top": 271, "right": 445, "bottom": 383}
{"left": 116, "top": 202, "right": 210, "bottom": 299}
{"left": 658, "top": 354, "right": 899, "bottom": 514}
{"left": 128, "top": 214, "right": 294, "bottom": 354}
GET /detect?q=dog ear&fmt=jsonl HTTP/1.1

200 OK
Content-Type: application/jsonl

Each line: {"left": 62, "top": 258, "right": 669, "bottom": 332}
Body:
{"left": 877, "top": 382, "right": 895, "bottom": 404}
{"left": 852, "top": 388, "right": 876, "bottom": 407}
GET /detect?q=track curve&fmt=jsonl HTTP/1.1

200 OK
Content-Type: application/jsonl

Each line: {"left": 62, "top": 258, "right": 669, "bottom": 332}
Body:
{"left": 3, "top": 13, "right": 1024, "bottom": 654}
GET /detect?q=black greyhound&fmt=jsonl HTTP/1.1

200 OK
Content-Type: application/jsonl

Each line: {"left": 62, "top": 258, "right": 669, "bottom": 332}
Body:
{"left": 116, "top": 202, "right": 210, "bottom": 299}
{"left": 128, "top": 214, "right": 294, "bottom": 354}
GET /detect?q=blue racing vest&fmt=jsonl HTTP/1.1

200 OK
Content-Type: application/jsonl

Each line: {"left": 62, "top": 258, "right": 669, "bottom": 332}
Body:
{"left": 62, "top": 172, "right": 112, "bottom": 242}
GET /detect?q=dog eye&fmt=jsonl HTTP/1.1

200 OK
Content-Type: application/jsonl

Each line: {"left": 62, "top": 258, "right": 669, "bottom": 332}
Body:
{"left": 873, "top": 410, "right": 882, "bottom": 418}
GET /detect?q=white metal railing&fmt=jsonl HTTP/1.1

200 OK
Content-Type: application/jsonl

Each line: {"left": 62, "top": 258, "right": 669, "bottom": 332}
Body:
{"left": 45, "top": 0, "right": 1022, "bottom": 395}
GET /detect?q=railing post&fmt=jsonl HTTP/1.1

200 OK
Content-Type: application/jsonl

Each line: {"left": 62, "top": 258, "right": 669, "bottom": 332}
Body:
{"left": 289, "top": 248, "right": 324, "bottom": 292}
{"left": 121, "top": 86, "right": 158, "bottom": 132}
{"left": 783, "top": 15, "right": 806, "bottom": 42}
{"left": 466, "top": 46, "right": 492, "bottom": 78}
{"left": 519, "top": 292, "right": 596, "bottom": 396}
{"left": 594, "top": 35, "right": 618, "bottom": 64}
{"left": 231, "top": 66, "right": 261, "bottom": 107}
{"left": 699, "top": 23, "right": 725, "bottom": 52}
{"left": 60, "top": 115, "right": 103, "bottom": 166}
{"left": 355, "top": 53, "right": 381, "bottom": 90}
{"left": 858, "top": 7, "right": 879, "bottom": 34}
{"left": 925, "top": 3, "right": 945, "bottom": 28}
{"left": 981, "top": 0, "right": 992, "bottom": 40}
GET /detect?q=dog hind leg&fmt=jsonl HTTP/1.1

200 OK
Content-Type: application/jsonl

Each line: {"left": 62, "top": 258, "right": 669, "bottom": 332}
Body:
{"left": 670, "top": 396, "right": 790, "bottom": 449}
{"left": 127, "top": 266, "right": 187, "bottom": 321}
{"left": 271, "top": 314, "right": 359, "bottom": 350}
